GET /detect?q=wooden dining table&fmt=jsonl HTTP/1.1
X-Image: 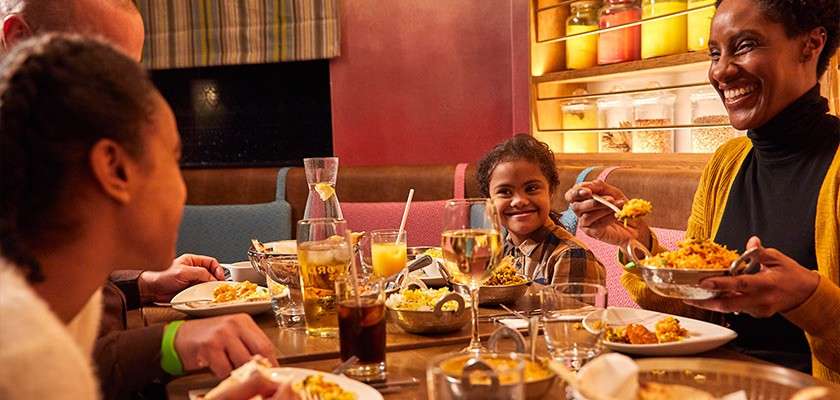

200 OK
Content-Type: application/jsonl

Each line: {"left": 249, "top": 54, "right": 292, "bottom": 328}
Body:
{"left": 153, "top": 284, "right": 817, "bottom": 400}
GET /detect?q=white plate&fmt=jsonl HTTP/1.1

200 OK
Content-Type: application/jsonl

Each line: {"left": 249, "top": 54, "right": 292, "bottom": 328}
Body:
{"left": 171, "top": 281, "right": 273, "bottom": 318}
{"left": 188, "top": 367, "right": 384, "bottom": 400}
{"left": 603, "top": 307, "right": 737, "bottom": 356}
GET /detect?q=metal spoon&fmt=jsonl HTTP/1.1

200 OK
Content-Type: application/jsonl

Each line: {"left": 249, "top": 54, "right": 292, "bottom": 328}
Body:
{"left": 330, "top": 356, "right": 359, "bottom": 375}
{"left": 591, "top": 194, "right": 622, "bottom": 214}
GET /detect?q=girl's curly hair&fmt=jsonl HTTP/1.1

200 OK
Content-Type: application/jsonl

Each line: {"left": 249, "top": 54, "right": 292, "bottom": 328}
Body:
{"left": 0, "top": 34, "right": 158, "bottom": 281}
{"left": 477, "top": 134, "right": 559, "bottom": 197}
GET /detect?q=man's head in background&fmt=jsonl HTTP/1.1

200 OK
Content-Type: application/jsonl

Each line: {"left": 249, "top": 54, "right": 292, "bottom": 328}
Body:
{"left": 0, "top": 0, "right": 144, "bottom": 60}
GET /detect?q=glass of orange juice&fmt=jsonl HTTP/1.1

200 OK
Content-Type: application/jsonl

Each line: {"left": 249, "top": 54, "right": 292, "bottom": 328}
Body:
{"left": 370, "top": 229, "right": 407, "bottom": 278}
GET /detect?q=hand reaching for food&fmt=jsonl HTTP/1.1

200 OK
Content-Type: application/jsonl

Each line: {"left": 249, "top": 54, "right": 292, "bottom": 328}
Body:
{"left": 565, "top": 180, "right": 653, "bottom": 247}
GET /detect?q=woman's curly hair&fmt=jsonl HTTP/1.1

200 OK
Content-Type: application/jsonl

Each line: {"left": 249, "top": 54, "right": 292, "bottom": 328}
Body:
{"left": 0, "top": 34, "right": 158, "bottom": 282}
{"left": 716, "top": 0, "right": 839, "bottom": 77}
{"left": 477, "top": 134, "right": 559, "bottom": 198}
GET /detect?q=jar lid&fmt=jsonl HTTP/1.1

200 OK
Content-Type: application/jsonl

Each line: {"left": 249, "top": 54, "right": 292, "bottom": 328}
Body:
{"left": 632, "top": 91, "right": 677, "bottom": 105}
{"left": 690, "top": 86, "right": 722, "bottom": 102}
{"left": 597, "top": 95, "right": 632, "bottom": 109}
{"left": 571, "top": 0, "right": 601, "bottom": 8}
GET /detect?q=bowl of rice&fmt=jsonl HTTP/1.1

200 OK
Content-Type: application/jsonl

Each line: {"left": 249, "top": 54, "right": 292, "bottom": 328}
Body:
{"left": 386, "top": 287, "right": 471, "bottom": 334}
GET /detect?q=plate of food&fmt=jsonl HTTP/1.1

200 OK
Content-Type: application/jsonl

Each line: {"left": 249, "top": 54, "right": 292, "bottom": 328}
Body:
{"left": 171, "top": 281, "right": 274, "bottom": 317}
{"left": 602, "top": 307, "right": 736, "bottom": 356}
{"left": 190, "top": 356, "right": 382, "bottom": 400}
{"left": 478, "top": 257, "right": 530, "bottom": 305}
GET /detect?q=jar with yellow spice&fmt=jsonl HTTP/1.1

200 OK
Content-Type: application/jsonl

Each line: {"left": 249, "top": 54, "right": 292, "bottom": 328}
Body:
{"left": 566, "top": 0, "right": 601, "bottom": 69}
{"left": 561, "top": 90, "right": 598, "bottom": 153}
{"left": 687, "top": 0, "right": 715, "bottom": 51}
{"left": 641, "top": 0, "right": 687, "bottom": 59}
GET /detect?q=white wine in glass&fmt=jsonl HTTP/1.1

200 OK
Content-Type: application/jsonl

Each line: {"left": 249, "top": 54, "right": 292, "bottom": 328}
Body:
{"left": 440, "top": 198, "right": 502, "bottom": 353}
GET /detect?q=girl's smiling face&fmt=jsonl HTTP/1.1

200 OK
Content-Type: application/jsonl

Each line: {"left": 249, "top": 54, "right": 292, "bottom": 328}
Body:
{"left": 488, "top": 160, "right": 552, "bottom": 244}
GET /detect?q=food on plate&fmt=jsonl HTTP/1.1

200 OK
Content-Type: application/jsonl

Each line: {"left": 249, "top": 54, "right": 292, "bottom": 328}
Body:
{"left": 615, "top": 198, "right": 652, "bottom": 224}
{"left": 386, "top": 287, "right": 468, "bottom": 312}
{"left": 212, "top": 281, "right": 269, "bottom": 303}
{"left": 421, "top": 247, "right": 443, "bottom": 259}
{"left": 605, "top": 317, "right": 689, "bottom": 344}
{"left": 441, "top": 355, "right": 553, "bottom": 385}
{"left": 642, "top": 239, "right": 739, "bottom": 270}
{"left": 637, "top": 382, "right": 715, "bottom": 400}
{"left": 203, "top": 356, "right": 279, "bottom": 399}
{"left": 484, "top": 256, "right": 528, "bottom": 286}
{"left": 296, "top": 374, "right": 356, "bottom": 400}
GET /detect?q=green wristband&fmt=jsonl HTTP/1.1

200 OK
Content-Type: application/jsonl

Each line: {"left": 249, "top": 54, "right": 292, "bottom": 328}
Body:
{"left": 161, "top": 320, "right": 185, "bottom": 376}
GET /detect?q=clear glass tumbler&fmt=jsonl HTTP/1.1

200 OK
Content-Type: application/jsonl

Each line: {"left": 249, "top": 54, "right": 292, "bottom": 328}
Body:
{"left": 541, "top": 283, "right": 608, "bottom": 371}
{"left": 336, "top": 277, "right": 387, "bottom": 382}
{"left": 297, "top": 218, "right": 351, "bottom": 337}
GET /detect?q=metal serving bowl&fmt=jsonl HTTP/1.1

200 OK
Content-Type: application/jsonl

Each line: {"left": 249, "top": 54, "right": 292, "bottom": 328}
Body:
{"left": 477, "top": 278, "right": 531, "bottom": 305}
{"left": 433, "top": 352, "right": 557, "bottom": 400}
{"left": 634, "top": 358, "right": 838, "bottom": 398}
{"left": 624, "top": 240, "right": 761, "bottom": 300}
{"left": 387, "top": 291, "right": 471, "bottom": 334}
{"left": 247, "top": 244, "right": 300, "bottom": 289}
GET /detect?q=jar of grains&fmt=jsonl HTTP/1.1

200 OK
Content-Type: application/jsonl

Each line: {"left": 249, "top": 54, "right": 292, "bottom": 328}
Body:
{"left": 631, "top": 89, "right": 675, "bottom": 153}
{"left": 690, "top": 87, "right": 741, "bottom": 153}
{"left": 561, "top": 93, "right": 598, "bottom": 153}
{"left": 597, "top": 94, "right": 633, "bottom": 152}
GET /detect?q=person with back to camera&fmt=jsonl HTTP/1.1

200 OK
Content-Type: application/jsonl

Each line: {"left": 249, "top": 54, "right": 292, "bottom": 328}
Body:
{"left": 0, "top": 2, "right": 285, "bottom": 398}
{"left": 0, "top": 34, "right": 294, "bottom": 399}
{"left": 565, "top": 0, "right": 840, "bottom": 383}
{"left": 477, "top": 134, "right": 606, "bottom": 286}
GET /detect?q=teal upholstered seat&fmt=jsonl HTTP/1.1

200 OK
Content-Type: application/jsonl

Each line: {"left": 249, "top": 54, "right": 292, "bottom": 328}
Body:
{"left": 175, "top": 168, "right": 292, "bottom": 263}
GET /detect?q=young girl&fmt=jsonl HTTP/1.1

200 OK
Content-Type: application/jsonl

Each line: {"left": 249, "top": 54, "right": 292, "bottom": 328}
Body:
{"left": 477, "top": 134, "right": 605, "bottom": 285}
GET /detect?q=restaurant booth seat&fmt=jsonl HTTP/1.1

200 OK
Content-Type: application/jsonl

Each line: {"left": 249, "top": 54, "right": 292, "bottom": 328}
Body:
{"left": 175, "top": 169, "right": 292, "bottom": 263}
{"left": 180, "top": 163, "right": 702, "bottom": 306}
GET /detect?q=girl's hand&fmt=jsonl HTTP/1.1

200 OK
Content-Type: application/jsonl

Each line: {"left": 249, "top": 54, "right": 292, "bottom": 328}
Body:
{"left": 564, "top": 180, "right": 652, "bottom": 247}
{"left": 685, "top": 236, "right": 820, "bottom": 317}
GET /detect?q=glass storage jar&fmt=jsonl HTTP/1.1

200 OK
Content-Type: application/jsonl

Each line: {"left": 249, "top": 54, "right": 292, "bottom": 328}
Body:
{"left": 631, "top": 89, "right": 675, "bottom": 153}
{"left": 687, "top": 0, "right": 714, "bottom": 51}
{"left": 561, "top": 93, "right": 598, "bottom": 153}
{"left": 596, "top": 94, "right": 633, "bottom": 152}
{"left": 690, "top": 87, "right": 741, "bottom": 153}
{"left": 641, "top": 0, "right": 687, "bottom": 59}
{"left": 566, "top": 0, "right": 601, "bottom": 69}
{"left": 598, "top": 0, "right": 641, "bottom": 65}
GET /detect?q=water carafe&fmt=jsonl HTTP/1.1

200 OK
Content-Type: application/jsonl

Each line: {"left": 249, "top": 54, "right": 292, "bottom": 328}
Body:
{"left": 303, "top": 157, "right": 344, "bottom": 219}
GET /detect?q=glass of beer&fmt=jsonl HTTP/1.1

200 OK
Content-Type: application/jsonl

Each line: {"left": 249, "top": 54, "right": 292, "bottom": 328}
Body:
{"left": 297, "top": 218, "right": 351, "bottom": 337}
{"left": 441, "top": 198, "right": 503, "bottom": 353}
{"left": 370, "top": 229, "right": 407, "bottom": 278}
{"left": 336, "top": 277, "right": 387, "bottom": 382}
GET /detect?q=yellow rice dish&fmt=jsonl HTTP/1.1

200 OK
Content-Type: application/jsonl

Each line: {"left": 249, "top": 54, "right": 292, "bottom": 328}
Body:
{"left": 386, "top": 287, "right": 469, "bottom": 312}
{"left": 296, "top": 375, "right": 356, "bottom": 400}
{"left": 441, "top": 355, "right": 553, "bottom": 385}
{"left": 615, "top": 198, "right": 653, "bottom": 224}
{"left": 642, "top": 239, "right": 739, "bottom": 270}
{"left": 485, "top": 256, "right": 527, "bottom": 286}
{"left": 212, "top": 281, "right": 269, "bottom": 303}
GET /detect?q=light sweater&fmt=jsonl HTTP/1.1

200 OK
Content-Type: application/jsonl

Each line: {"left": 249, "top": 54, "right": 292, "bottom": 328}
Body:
{"left": 621, "top": 136, "right": 840, "bottom": 383}
{"left": 0, "top": 259, "right": 102, "bottom": 399}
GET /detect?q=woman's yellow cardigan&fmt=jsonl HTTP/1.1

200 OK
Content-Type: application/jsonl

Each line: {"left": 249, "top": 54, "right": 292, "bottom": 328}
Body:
{"left": 621, "top": 137, "right": 840, "bottom": 383}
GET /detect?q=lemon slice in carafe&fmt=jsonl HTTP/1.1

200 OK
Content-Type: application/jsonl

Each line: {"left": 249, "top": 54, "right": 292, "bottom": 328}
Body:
{"left": 314, "top": 182, "right": 335, "bottom": 201}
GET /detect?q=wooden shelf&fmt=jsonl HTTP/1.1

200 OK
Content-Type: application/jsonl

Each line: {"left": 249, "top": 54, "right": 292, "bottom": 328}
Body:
{"left": 553, "top": 152, "right": 712, "bottom": 169}
{"left": 532, "top": 52, "right": 710, "bottom": 84}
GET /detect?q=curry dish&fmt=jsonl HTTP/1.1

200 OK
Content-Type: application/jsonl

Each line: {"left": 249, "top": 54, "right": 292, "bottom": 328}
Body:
{"left": 484, "top": 256, "right": 528, "bottom": 286}
{"left": 440, "top": 355, "right": 553, "bottom": 385}
{"left": 211, "top": 281, "right": 269, "bottom": 303}
{"left": 605, "top": 317, "right": 689, "bottom": 345}
{"left": 642, "top": 239, "right": 739, "bottom": 270}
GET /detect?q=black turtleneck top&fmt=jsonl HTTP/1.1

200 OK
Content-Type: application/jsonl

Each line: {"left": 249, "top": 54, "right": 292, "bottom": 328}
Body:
{"left": 714, "top": 84, "right": 840, "bottom": 372}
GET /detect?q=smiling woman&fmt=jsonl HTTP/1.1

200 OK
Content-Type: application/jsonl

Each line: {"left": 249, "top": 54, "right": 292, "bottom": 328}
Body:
{"left": 566, "top": 0, "right": 840, "bottom": 384}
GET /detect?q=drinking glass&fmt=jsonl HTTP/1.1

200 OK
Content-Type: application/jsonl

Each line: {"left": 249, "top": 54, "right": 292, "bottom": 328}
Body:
{"left": 296, "top": 218, "right": 351, "bottom": 337}
{"left": 370, "top": 229, "right": 407, "bottom": 278}
{"left": 440, "top": 198, "right": 503, "bottom": 353}
{"left": 540, "top": 283, "right": 607, "bottom": 371}
{"left": 427, "top": 352, "right": 525, "bottom": 400}
{"left": 251, "top": 253, "right": 305, "bottom": 328}
{"left": 336, "top": 277, "right": 387, "bottom": 382}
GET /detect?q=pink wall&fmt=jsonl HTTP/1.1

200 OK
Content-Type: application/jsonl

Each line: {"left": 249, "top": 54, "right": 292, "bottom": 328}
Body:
{"left": 329, "top": 1, "right": 531, "bottom": 166}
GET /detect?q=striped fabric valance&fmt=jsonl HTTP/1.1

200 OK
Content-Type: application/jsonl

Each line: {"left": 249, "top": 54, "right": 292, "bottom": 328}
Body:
{"left": 135, "top": 0, "right": 340, "bottom": 70}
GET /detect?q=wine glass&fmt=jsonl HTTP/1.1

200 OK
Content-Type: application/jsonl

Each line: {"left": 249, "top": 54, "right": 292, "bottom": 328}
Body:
{"left": 441, "top": 198, "right": 503, "bottom": 353}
